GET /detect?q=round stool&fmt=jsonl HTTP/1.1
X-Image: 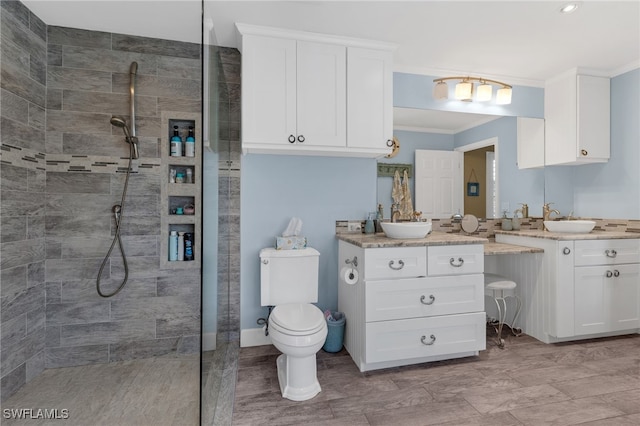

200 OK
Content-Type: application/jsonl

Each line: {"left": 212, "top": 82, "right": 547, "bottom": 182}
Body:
{"left": 484, "top": 273, "right": 522, "bottom": 348}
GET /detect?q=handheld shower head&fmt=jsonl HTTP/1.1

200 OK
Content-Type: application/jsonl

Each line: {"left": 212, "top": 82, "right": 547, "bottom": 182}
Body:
{"left": 110, "top": 116, "right": 139, "bottom": 159}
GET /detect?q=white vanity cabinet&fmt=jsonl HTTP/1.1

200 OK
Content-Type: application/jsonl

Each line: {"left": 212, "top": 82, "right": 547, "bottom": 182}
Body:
{"left": 544, "top": 69, "right": 610, "bottom": 165}
{"left": 496, "top": 233, "right": 640, "bottom": 343}
{"left": 338, "top": 241, "right": 485, "bottom": 372}
{"left": 237, "top": 23, "right": 394, "bottom": 158}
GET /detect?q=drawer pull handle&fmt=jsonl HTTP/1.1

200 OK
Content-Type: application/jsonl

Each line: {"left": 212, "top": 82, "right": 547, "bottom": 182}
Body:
{"left": 420, "top": 294, "right": 435, "bottom": 305}
{"left": 605, "top": 249, "right": 617, "bottom": 258}
{"left": 449, "top": 257, "right": 464, "bottom": 267}
{"left": 421, "top": 334, "right": 436, "bottom": 346}
{"left": 388, "top": 260, "right": 405, "bottom": 270}
{"left": 606, "top": 270, "right": 613, "bottom": 278}
{"left": 614, "top": 270, "right": 620, "bottom": 277}
{"left": 563, "top": 247, "right": 571, "bottom": 255}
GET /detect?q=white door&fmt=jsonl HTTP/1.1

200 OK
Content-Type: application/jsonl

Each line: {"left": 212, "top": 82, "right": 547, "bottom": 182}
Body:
{"left": 296, "top": 41, "right": 346, "bottom": 147}
{"left": 415, "top": 150, "right": 463, "bottom": 219}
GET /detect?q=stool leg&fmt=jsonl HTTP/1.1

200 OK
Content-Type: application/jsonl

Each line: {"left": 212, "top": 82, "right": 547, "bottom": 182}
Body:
{"left": 491, "top": 292, "right": 507, "bottom": 348}
{"left": 509, "top": 295, "right": 523, "bottom": 337}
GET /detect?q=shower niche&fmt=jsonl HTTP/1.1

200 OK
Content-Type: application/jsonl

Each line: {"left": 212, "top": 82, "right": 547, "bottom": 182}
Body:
{"left": 161, "top": 111, "right": 202, "bottom": 269}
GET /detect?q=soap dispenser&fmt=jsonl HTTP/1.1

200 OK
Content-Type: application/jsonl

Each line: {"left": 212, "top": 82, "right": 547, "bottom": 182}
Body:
{"left": 501, "top": 210, "right": 513, "bottom": 231}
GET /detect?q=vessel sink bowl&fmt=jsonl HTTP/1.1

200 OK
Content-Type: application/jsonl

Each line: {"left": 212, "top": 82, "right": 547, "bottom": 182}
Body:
{"left": 381, "top": 222, "right": 432, "bottom": 239}
{"left": 544, "top": 220, "right": 596, "bottom": 233}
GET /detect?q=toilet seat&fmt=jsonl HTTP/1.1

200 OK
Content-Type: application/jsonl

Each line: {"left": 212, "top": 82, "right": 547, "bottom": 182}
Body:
{"left": 270, "top": 303, "right": 325, "bottom": 336}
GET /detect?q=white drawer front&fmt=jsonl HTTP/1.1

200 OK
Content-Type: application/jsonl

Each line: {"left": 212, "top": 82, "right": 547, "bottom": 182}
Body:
{"left": 574, "top": 239, "right": 640, "bottom": 266}
{"left": 365, "top": 312, "right": 486, "bottom": 363}
{"left": 365, "top": 275, "right": 484, "bottom": 322}
{"left": 427, "top": 244, "right": 484, "bottom": 276}
{"left": 364, "top": 246, "right": 427, "bottom": 280}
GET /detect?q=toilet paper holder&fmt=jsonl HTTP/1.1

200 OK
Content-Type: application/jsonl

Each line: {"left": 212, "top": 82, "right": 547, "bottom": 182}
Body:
{"left": 345, "top": 256, "right": 358, "bottom": 267}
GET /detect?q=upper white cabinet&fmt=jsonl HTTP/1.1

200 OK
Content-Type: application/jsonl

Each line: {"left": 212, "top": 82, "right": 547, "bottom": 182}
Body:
{"left": 544, "top": 69, "right": 610, "bottom": 166}
{"left": 236, "top": 23, "right": 395, "bottom": 158}
{"left": 517, "top": 117, "right": 545, "bottom": 169}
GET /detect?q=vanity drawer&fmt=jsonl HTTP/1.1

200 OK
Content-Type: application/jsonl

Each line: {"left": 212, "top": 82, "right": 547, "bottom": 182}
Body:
{"left": 365, "top": 274, "right": 484, "bottom": 322}
{"left": 364, "top": 312, "right": 486, "bottom": 363}
{"left": 364, "top": 246, "right": 427, "bottom": 280}
{"left": 427, "top": 244, "right": 484, "bottom": 276}
{"left": 574, "top": 239, "right": 640, "bottom": 266}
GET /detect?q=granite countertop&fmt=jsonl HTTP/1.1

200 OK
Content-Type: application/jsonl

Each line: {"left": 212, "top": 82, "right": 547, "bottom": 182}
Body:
{"left": 336, "top": 231, "right": 487, "bottom": 248}
{"left": 494, "top": 229, "right": 639, "bottom": 240}
{"left": 484, "top": 242, "right": 544, "bottom": 255}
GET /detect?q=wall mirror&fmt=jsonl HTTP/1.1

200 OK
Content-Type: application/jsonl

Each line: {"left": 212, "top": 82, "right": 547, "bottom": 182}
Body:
{"left": 377, "top": 107, "right": 546, "bottom": 220}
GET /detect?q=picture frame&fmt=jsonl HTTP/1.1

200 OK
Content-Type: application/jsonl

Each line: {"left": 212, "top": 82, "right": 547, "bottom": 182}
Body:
{"left": 467, "top": 182, "right": 479, "bottom": 196}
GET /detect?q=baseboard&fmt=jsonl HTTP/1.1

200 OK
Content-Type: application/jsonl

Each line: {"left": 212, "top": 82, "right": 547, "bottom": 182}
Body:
{"left": 240, "top": 326, "right": 272, "bottom": 347}
{"left": 202, "top": 332, "right": 216, "bottom": 351}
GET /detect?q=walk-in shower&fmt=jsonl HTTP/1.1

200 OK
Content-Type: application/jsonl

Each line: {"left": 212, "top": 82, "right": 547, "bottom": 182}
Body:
{"left": 96, "top": 61, "right": 139, "bottom": 298}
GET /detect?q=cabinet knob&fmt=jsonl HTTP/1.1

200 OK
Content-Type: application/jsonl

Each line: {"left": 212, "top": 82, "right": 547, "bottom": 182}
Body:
{"left": 420, "top": 334, "right": 436, "bottom": 346}
{"left": 297, "top": 135, "right": 305, "bottom": 143}
{"left": 386, "top": 139, "right": 394, "bottom": 147}
{"left": 581, "top": 149, "right": 588, "bottom": 156}
{"left": 388, "top": 259, "right": 405, "bottom": 270}
{"left": 605, "top": 249, "right": 617, "bottom": 258}
{"left": 606, "top": 270, "right": 613, "bottom": 278}
{"left": 449, "top": 257, "right": 464, "bottom": 267}
{"left": 288, "top": 135, "right": 296, "bottom": 143}
{"left": 262, "top": 259, "right": 269, "bottom": 265}
{"left": 614, "top": 270, "right": 620, "bottom": 277}
{"left": 563, "top": 247, "right": 571, "bottom": 255}
{"left": 420, "top": 294, "right": 435, "bottom": 305}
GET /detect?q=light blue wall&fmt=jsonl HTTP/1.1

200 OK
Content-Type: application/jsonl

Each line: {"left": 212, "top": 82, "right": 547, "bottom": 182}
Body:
{"left": 455, "top": 117, "right": 545, "bottom": 217}
{"left": 240, "top": 154, "right": 376, "bottom": 329}
{"left": 572, "top": 68, "right": 640, "bottom": 218}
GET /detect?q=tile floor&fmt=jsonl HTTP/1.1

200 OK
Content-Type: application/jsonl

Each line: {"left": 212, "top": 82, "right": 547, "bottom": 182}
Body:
{"left": 232, "top": 329, "right": 640, "bottom": 425}
{"left": 2, "top": 355, "right": 199, "bottom": 426}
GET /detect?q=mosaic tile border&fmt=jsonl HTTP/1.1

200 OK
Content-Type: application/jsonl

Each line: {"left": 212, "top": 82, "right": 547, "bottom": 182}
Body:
{"left": 1, "top": 144, "right": 161, "bottom": 174}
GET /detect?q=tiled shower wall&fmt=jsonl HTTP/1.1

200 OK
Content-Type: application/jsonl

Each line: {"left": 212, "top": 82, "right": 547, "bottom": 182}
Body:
{"left": 1, "top": 0, "right": 48, "bottom": 402}
{"left": 1, "top": 0, "right": 202, "bottom": 401}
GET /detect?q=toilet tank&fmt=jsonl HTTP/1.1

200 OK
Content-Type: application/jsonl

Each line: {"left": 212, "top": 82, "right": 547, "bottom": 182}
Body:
{"left": 260, "top": 247, "right": 320, "bottom": 306}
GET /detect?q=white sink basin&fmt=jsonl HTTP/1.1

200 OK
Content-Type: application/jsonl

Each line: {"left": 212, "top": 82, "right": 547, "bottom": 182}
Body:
{"left": 544, "top": 220, "right": 596, "bottom": 233}
{"left": 381, "top": 221, "right": 432, "bottom": 239}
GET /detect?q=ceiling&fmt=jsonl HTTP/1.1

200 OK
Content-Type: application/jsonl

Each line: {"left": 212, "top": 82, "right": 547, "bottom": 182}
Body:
{"left": 21, "top": 1, "right": 640, "bottom": 132}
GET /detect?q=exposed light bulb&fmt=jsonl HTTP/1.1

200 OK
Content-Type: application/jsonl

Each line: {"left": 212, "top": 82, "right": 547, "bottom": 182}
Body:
{"left": 560, "top": 3, "right": 579, "bottom": 13}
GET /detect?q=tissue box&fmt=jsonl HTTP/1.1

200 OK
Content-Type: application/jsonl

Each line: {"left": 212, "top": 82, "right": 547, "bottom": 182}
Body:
{"left": 275, "top": 236, "right": 307, "bottom": 250}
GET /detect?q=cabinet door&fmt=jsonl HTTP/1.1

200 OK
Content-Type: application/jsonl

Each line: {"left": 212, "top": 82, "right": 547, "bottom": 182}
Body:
{"left": 574, "top": 264, "right": 640, "bottom": 335}
{"left": 415, "top": 150, "right": 463, "bottom": 219}
{"left": 242, "top": 35, "right": 297, "bottom": 145}
{"left": 517, "top": 117, "right": 545, "bottom": 169}
{"left": 346, "top": 47, "right": 393, "bottom": 150}
{"left": 297, "top": 41, "right": 346, "bottom": 147}
{"left": 544, "top": 72, "right": 577, "bottom": 166}
{"left": 577, "top": 75, "right": 610, "bottom": 161}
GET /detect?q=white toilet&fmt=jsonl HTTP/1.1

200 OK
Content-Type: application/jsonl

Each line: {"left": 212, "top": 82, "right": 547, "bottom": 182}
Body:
{"left": 260, "top": 247, "right": 328, "bottom": 401}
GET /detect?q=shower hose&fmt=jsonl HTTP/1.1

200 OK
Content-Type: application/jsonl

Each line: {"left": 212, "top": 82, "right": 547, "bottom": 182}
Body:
{"left": 96, "top": 145, "right": 134, "bottom": 298}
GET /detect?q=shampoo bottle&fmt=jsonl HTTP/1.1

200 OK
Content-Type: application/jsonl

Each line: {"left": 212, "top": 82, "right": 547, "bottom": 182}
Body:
{"left": 177, "top": 232, "right": 185, "bottom": 261}
{"left": 170, "top": 126, "right": 182, "bottom": 157}
{"left": 169, "top": 231, "right": 178, "bottom": 261}
{"left": 185, "top": 126, "right": 195, "bottom": 157}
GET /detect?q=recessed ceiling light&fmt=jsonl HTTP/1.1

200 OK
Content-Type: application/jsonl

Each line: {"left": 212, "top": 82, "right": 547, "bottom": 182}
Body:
{"left": 560, "top": 3, "right": 579, "bottom": 13}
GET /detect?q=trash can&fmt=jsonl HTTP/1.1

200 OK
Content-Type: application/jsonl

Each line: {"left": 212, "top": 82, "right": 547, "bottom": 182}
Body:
{"left": 322, "top": 311, "right": 346, "bottom": 353}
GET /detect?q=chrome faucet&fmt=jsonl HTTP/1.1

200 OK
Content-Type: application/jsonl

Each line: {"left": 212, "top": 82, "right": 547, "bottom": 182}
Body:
{"left": 391, "top": 203, "right": 401, "bottom": 223}
{"left": 543, "top": 203, "right": 561, "bottom": 230}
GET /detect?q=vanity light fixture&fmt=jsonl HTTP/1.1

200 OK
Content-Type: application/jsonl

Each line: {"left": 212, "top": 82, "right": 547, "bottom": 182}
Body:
{"left": 432, "top": 76, "right": 513, "bottom": 104}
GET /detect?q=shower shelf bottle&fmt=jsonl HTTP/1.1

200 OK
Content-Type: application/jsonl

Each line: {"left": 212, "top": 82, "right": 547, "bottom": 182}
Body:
{"left": 185, "top": 126, "right": 195, "bottom": 157}
{"left": 170, "top": 126, "right": 182, "bottom": 157}
{"left": 169, "top": 231, "right": 179, "bottom": 261}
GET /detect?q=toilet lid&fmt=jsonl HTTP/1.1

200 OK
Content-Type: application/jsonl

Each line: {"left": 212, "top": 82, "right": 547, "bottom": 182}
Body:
{"left": 270, "top": 303, "right": 325, "bottom": 335}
